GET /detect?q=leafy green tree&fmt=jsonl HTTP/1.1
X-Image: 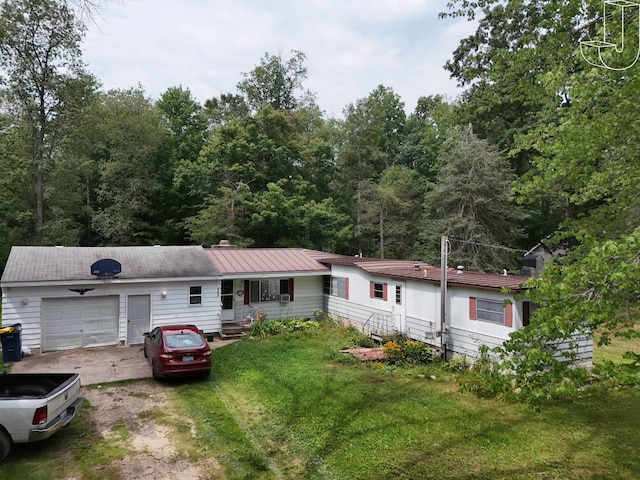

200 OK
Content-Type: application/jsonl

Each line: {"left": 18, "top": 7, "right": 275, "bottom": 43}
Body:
{"left": 90, "top": 88, "right": 166, "bottom": 245}
{"left": 237, "top": 50, "right": 312, "bottom": 112}
{"left": 397, "top": 95, "right": 459, "bottom": 181}
{"left": 155, "top": 86, "right": 209, "bottom": 243}
{"left": 335, "top": 85, "right": 407, "bottom": 255}
{"left": 357, "top": 166, "right": 425, "bottom": 259}
{"left": 0, "top": 0, "right": 89, "bottom": 243}
{"left": 421, "top": 130, "right": 523, "bottom": 271}
{"left": 204, "top": 93, "right": 250, "bottom": 126}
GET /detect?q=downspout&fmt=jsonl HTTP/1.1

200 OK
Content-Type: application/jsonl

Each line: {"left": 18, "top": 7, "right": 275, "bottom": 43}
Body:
{"left": 440, "top": 236, "right": 448, "bottom": 354}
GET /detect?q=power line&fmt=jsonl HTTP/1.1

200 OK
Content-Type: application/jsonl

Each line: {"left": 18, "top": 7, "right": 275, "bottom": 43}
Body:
{"left": 447, "top": 237, "right": 528, "bottom": 254}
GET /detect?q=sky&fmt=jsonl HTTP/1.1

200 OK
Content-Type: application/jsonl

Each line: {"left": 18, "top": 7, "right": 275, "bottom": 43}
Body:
{"left": 82, "top": 0, "right": 477, "bottom": 118}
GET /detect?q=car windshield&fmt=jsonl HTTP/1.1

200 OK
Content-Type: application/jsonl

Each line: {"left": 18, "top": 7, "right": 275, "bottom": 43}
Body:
{"left": 164, "top": 332, "right": 205, "bottom": 349}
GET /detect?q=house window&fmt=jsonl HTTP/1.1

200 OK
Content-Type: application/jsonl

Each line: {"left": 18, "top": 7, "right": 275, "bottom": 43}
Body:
{"left": 189, "top": 285, "right": 202, "bottom": 305}
{"left": 248, "top": 278, "right": 293, "bottom": 303}
{"left": 469, "top": 297, "right": 513, "bottom": 327}
{"left": 370, "top": 281, "right": 387, "bottom": 301}
{"left": 395, "top": 285, "right": 402, "bottom": 305}
{"left": 221, "top": 280, "right": 233, "bottom": 310}
{"left": 324, "top": 276, "right": 349, "bottom": 299}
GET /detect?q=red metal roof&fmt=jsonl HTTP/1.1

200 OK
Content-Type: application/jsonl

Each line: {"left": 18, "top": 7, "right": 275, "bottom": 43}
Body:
{"left": 313, "top": 254, "right": 529, "bottom": 291}
{"left": 205, "top": 248, "right": 330, "bottom": 275}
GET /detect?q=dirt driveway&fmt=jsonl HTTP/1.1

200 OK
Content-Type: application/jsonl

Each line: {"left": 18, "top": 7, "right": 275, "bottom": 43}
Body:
{"left": 83, "top": 381, "right": 223, "bottom": 480}
{"left": 9, "top": 340, "right": 238, "bottom": 479}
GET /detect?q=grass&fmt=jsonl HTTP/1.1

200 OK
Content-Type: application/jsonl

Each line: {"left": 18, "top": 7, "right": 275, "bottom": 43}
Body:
{"left": 172, "top": 325, "right": 640, "bottom": 480}
{"left": 1, "top": 324, "right": 639, "bottom": 479}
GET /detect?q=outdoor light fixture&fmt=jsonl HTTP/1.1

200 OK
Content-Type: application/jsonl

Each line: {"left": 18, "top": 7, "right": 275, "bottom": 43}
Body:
{"left": 161, "top": 291, "right": 167, "bottom": 298}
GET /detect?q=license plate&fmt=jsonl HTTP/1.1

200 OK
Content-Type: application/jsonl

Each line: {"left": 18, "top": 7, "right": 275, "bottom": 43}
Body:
{"left": 183, "top": 356, "right": 194, "bottom": 362}
{"left": 60, "top": 410, "right": 67, "bottom": 420}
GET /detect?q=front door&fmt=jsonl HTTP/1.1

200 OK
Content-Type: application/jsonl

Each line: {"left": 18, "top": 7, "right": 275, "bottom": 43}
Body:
{"left": 127, "top": 295, "right": 150, "bottom": 345}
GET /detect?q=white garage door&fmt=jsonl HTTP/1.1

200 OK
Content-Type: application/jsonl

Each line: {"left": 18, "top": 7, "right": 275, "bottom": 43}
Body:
{"left": 41, "top": 296, "right": 120, "bottom": 351}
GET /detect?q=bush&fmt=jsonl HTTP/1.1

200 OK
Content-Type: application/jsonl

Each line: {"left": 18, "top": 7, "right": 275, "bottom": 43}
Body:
{"left": 383, "top": 339, "right": 434, "bottom": 365}
{"left": 443, "top": 356, "right": 469, "bottom": 373}
{"left": 248, "top": 318, "right": 321, "bottom": 338}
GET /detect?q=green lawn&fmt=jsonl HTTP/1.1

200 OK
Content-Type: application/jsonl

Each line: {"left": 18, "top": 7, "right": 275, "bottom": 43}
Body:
{"left": 1, "top": 325, "right": 639, "bottom": 479}
{"left": 173, "top": 326, "right": 640, "bottom": 480}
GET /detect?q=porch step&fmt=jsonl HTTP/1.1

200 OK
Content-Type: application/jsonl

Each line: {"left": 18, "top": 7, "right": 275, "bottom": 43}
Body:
{"left": 369, "top": 333, "right": 384, "bottom": 343}
{"left": 219, "top": 331, "right": 247, "bottom": 339}
{"left": 220, "top": 322, "right": 252, "bottom": 339}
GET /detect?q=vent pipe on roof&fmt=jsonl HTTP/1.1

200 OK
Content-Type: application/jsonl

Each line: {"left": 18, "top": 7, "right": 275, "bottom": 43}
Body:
{"left": 456, "top": 265, "right": 464, "bottom": 274}
{"left": 211, "top": 240, "right": 237, "bottom": 249}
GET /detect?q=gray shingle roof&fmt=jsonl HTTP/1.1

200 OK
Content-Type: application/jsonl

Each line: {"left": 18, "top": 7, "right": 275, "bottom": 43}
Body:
{"left": 1, "top": 246, "right": 221, "bottom": 284}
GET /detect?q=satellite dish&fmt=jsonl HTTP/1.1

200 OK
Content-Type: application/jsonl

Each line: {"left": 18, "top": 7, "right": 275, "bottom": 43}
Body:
{"left": 91, "top": 258, "right": 122, "bottom": 278}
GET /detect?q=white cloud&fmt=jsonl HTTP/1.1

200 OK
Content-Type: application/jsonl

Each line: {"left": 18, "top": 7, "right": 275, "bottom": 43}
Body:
{"left": 82, "top": 0, "right": 476, "bottom": 117}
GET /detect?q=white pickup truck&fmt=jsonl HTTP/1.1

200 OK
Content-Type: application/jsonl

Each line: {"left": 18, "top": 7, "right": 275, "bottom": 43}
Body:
{"left": 0, "top": 372, "right": 83, "bottom": 461}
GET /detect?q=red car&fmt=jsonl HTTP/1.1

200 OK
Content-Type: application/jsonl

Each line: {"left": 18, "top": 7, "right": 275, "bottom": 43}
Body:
{"left": 143, "top": 325, "right": 212, "bottom": 379}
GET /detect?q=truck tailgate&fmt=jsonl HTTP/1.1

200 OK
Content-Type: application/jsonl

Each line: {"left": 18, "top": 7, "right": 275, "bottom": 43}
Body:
{"left": 45, "top": 373, "right": 82, "bottom": 422}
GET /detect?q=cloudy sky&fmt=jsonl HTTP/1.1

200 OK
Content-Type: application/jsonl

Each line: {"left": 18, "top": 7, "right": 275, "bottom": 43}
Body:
{"left": 82, "top": 0, "right": 477, "bottom": 118}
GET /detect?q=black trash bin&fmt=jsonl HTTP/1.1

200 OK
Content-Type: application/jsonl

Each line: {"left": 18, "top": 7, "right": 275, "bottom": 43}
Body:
{"left": 1, "top": 324, "right": 22, "bottom": 362}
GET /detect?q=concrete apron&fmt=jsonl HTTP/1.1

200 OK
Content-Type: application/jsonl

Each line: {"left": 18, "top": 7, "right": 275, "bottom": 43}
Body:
{"left": 8, "top": 339, "right": 238, "bottom": 386}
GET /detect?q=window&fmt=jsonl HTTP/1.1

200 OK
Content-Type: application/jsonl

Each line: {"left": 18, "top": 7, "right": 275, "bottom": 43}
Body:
{"left": 189, "top": 286, "right": 202, "bottom": 305}
{"left": 395, "top": 285, "right": 402, "bottom": 305}
{"left": 469, "top": 297, "right": 513, "bottom": 327}
{"left": 221, "top": 280, "right": 233, "bottom": 310}
{"left": 248, "top": 278, "right": 293, "bottom": 303}
{"left": 324, "top": 276, "right": 349, "bottom": 299}
{"left": 370, "top": 281, "right": 387, "bottom": 301}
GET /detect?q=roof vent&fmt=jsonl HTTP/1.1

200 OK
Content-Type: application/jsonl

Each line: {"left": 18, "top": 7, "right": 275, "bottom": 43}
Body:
{"left": 413, "top": 264, "right": 421, "bottom": 271}
{"left": 456, "top": 265, "right": 465, "bottom": 274}
{"left": 91, "top": 258, "right": 122, "bottom": 278}
{"left": 211, "top": 240, "right": 237, "bottom": 249}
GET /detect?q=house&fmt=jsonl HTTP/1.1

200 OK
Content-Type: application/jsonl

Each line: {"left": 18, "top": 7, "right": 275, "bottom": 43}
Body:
{"left": 1, "top": 244, "right": 593, "bottom": 363}
{"left": 204, "top": 245, "right": 330, "bottom": 335}
{"left": 1, "top": 246, "right": 222, "bottom": 352}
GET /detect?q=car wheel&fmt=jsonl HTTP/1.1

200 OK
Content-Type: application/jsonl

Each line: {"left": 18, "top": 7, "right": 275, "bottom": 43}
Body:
{"left": 202, "top": 369, "right": 211, "bottom": 379}
{"left": 151, "top": 360, "right": 160, "bottom": 379}
{"left": 143, "top": 344, "right": 148, "bottom": 358}
{"left": 0, "top": 428, "right": 12, "bottom": 463}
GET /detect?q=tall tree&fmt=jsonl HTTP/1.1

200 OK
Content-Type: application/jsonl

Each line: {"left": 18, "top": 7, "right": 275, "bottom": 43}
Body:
{"left": 237, "top": 50, "right": 312, "bottom": 112}
{"left": 335, "top": 85, "right": 406, "bottom": 255}
{"left": 90, "top": 88, "right": 166, "bottom": 245}
{"left": 0, "top": 0, "right": 89, "bottom": 244}
{"left": 155, "top": 86, "right": 209, "bottom": 243}
{"left": 421, "top": 130, "right": 523, "bottom": 272}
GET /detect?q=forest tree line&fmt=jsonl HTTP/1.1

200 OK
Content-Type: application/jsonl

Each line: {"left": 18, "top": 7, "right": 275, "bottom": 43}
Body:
{"left": 0, "top": 0, "right": 638, "bottom": 285}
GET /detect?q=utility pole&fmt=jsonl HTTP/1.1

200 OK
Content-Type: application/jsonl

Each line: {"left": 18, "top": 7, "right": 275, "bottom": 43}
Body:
{"left": 440, "top": 235, "right": 448, "bottom": 351}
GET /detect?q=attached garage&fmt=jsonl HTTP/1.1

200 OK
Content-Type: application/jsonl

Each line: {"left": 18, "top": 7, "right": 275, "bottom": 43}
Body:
{"left": 41, "top": 296, "right": 119, "bottom": 351}
{"left": 1, "top": 246, "right": 223, "bottom": 353}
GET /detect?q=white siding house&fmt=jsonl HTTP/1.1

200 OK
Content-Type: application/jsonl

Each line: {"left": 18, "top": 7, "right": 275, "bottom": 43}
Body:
{"left": 312, "top": 254, "right": 593, "bottom": 363}
{"left": 1, "top": 246, "right": 222, "bottom": 352}
{"left": 204, "top": 247, "right": 329, "bottom": 334}
{"left": 1, "top": 244, "right": 593, "bottom": 363}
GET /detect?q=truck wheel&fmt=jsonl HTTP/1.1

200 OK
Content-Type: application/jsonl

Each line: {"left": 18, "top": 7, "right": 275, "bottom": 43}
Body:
{"left": 0, "top": 428, "right": 12, "bottom": 462}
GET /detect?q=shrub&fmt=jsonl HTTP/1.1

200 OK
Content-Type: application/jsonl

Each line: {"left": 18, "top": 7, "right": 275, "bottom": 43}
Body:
{"left": 248, "top": 317, "right": 321, "bottom": 338}
{"left": 443, "top": 356, "right": 469, "bottom": 373}
{"left": 383, "top": 339, "right": 433, "bottom": 365}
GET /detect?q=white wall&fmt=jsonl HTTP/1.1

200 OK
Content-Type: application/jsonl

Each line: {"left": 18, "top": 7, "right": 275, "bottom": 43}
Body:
{"left": 235, "top": 276, "right": 324, "bottom": 322}
{"left": 2, "top": 279, "right": 221, "bottom": 351}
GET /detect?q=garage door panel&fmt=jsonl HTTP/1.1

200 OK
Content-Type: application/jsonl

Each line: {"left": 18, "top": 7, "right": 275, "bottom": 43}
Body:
{"left": 42, "top": 296, "right": 119, "bottom": 351}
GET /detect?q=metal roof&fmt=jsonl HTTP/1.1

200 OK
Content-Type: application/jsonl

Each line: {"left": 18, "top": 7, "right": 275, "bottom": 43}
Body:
{"left": 313, "top": 254, "right": 529, "bottom": 291}
{"left": 205, "top": 248, "right": 330, "bottom": 275}
{"left": 1, "top": 246, "right": 221, "bottom": 284}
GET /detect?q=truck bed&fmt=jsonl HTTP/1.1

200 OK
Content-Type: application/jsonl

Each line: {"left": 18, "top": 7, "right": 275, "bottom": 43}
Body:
{"left": 0, "top": 373, "right": 78, "bottom": 398}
